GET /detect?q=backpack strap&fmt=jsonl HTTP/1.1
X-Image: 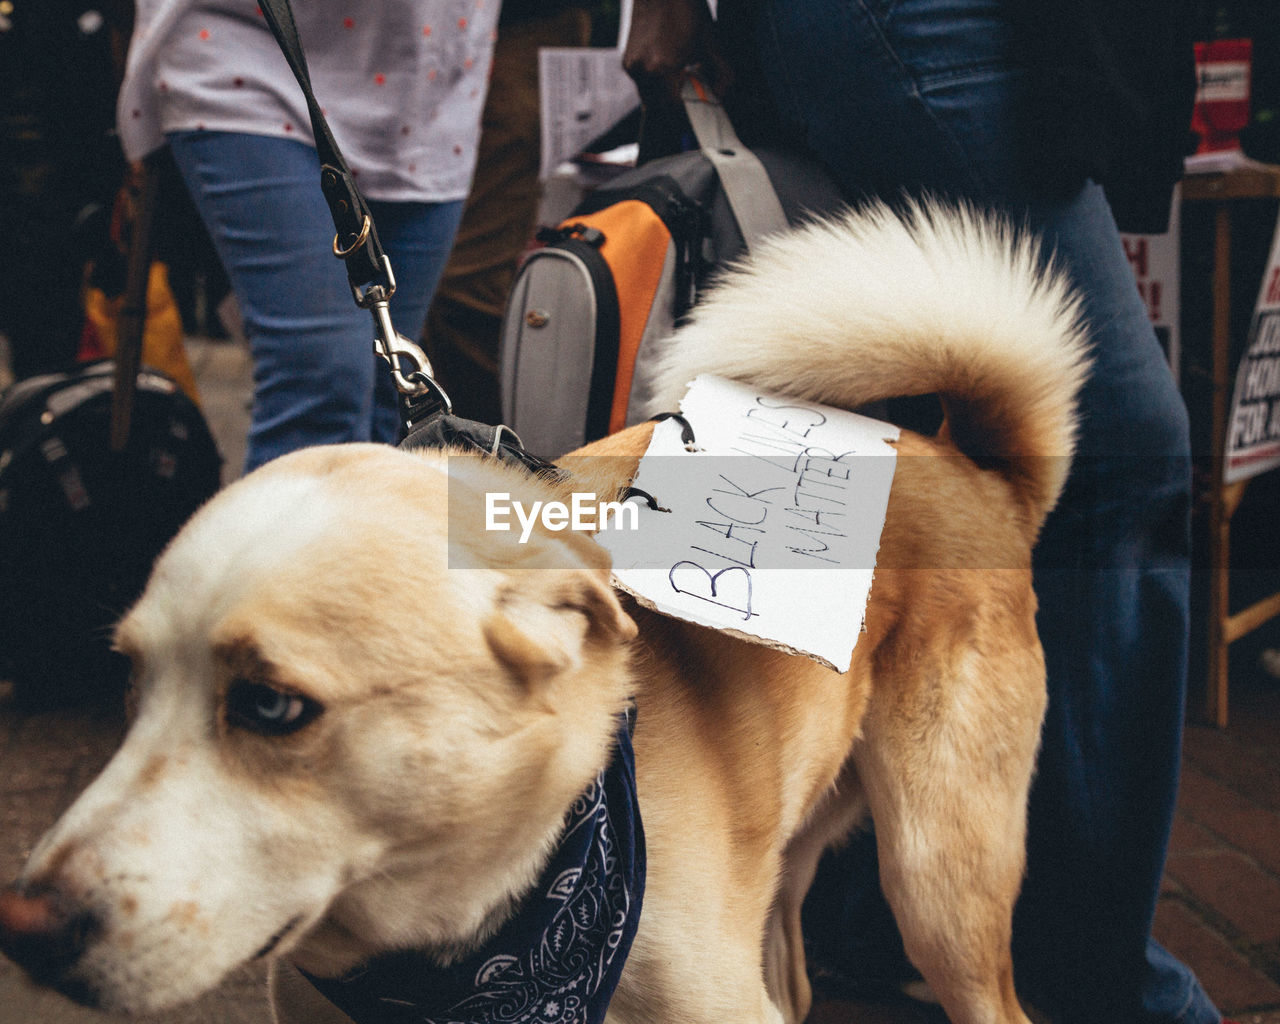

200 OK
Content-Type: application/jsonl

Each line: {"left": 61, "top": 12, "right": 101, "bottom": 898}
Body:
{"left": 109, "top": 155, "right": 160, "bottom": 452}
{"left": 680, "top": 77, "right": 789, "bottom": 249}
{"left": 255, "top": 0, "right": 453, "bottom": 432}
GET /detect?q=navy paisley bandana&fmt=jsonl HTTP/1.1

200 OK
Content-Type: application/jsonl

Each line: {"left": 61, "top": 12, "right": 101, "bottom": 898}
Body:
{"left": 303, "top": 712, "right": 644, "bottom": 1024}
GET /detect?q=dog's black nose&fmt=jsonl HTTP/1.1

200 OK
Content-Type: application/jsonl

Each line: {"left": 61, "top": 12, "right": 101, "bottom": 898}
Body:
{"left": 0, "top": 884, "right": 99, "bottom": 985}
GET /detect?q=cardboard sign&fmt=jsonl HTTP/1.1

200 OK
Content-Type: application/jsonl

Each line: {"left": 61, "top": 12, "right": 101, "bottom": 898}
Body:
{"left": 599, "top": 375, "right": 899, "bottom": 672}
{"left": 1224, "top": 212, "right": 1280, "bottom": 483}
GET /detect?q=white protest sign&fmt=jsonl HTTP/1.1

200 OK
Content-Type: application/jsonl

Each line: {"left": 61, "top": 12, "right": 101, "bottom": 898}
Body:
{"left": 1224, "top": 212, "right": 1280, "bottom": 483}
{"left": 599, "top": 375, "right": 899, "bottom": 672}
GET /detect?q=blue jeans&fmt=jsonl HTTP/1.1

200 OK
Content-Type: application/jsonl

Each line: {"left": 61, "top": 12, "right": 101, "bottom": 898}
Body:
{"left": 747, "top": 1, "right": 1218, "bottom": 1021}
{"left": 168, "top": 132, "right": 464, "bottom": 471}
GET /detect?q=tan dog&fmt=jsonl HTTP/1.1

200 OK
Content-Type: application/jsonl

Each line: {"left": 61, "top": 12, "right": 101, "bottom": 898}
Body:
{"left": 0, "top": 201, "right": 1087, "bottom": 1024}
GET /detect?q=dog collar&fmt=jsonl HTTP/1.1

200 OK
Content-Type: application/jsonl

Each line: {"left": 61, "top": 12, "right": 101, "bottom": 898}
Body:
{"left": 302, "top": 709, "right": 644, "bottom": 1024}
{"left": 399, "top": 413, "right": 564, "bottom": 481}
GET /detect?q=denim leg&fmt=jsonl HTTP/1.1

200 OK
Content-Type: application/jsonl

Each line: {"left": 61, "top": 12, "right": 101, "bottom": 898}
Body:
{"left": 167, "top": 132, "right": 462, "bottom": 470}
{"left": 755, "top": 2, "right": 1218, "bottom": 1021}
{"left": 753, "top": 0, "right": 1024, "bottom": 203}
{"left": 1017, "top": 185, "right": 1210, "bottom": 1024}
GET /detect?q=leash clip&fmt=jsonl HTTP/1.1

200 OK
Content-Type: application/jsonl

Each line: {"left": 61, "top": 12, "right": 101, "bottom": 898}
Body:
{"left": 368, "top": 293, "right": 453, "bottom": 415}
{"left": 355, "top": 252, "right": 453, "bottom": 427}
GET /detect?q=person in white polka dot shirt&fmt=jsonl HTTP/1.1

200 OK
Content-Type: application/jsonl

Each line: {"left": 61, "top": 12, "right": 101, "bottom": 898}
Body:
{"left": 118, "top": 0, "right": 502, "bottom": 469}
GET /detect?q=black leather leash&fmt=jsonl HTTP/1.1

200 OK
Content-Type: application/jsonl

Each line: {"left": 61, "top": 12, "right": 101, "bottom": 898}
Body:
{"left": 255, "top": 0, "right": 457, "bottom": 433}
{"left": 254, "top": 0, "right": 569, "bottom": 478}
{"left": 255, "top": 0, "right": 694, "bottom": 491}
{"left": 256, "top": 0, "right": 391, "bottom": 306}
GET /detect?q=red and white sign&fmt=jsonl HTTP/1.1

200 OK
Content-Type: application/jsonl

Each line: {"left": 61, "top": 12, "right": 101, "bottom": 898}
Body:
{"left": 1192, "top": 38, "right": 1252, "bottom": 154}
{"left": 1121, "top": 188, "right": 1182, "bottom": 383}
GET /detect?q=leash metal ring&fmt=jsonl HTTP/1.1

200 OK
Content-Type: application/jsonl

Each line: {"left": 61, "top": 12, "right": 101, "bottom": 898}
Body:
{"left": 333, "top": 214, "right": 371, "bottom": 258}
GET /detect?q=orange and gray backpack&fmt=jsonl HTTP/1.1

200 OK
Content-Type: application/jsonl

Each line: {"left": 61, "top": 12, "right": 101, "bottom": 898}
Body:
{"left": 498, "top": 80, "right": 844, "bottom": 457}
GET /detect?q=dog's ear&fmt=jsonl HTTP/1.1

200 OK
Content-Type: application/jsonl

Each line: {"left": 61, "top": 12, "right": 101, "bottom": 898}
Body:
{"left": 483, "top": 568, "right": 637, "bottom": 687}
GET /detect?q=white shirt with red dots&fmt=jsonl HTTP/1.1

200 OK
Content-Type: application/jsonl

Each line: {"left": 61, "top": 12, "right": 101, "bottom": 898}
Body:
{"left": 118, "top": 0, "right": 501, "bottom": 202}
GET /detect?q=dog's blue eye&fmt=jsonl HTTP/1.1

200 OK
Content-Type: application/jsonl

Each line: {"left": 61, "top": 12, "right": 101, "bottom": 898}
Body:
{"left": 226, "top": 681, "right": 322, "bottom": 736}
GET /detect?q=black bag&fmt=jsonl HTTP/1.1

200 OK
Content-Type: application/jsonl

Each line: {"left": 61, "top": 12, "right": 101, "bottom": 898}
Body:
{"left": 498, "top": 80, "right": 845, "bottom": 457}
{"left": 0, "top": 361, "right": 222, "bottom": 707}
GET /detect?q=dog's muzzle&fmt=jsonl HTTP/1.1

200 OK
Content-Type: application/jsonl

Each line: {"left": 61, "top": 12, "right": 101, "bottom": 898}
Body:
{"left": 0, "top": 884, "right": 104, "bottom": 1006}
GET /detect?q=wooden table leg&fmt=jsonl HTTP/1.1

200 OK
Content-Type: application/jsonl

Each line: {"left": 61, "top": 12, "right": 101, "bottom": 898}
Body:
{"left": 1205, "top": 203, "right": 1233, "bottom": 727}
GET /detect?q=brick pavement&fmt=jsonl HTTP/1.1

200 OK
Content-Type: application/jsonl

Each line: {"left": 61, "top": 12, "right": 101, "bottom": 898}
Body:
{"left": 0, "top": 333, "right": 1277, "bottom": 1022}
{"left": 1154, "top": 660, "right": 1280, "bottom": 1023}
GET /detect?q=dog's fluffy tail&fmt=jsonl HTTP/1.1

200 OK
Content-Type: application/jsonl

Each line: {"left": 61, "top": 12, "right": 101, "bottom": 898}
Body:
{"left": 646, "top": 199, "right": 1092, "bottom": 529}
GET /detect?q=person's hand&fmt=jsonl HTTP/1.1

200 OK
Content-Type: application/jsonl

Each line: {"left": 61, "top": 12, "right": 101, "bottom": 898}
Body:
{"left": 623, "top": 0, "right": 730, "bottom": 104}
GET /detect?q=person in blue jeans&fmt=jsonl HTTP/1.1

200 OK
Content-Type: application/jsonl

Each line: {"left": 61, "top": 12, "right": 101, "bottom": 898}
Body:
{"left": 118, "top": 1, "right": 501, "bottom": 471}
{"left": 165, "top": 134, "right": 463, "bottom": 470}
{"left": 625, "top": 1, "right": 1228, "bottom": 1022}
